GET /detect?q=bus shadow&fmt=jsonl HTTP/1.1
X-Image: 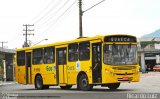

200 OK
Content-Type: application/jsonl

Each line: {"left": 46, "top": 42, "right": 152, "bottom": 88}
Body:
{"left": 63, "top": 88, "right": 136, "bottom": 92}
{"left": 23, "top": 87, "right": 137, "bottom": 92}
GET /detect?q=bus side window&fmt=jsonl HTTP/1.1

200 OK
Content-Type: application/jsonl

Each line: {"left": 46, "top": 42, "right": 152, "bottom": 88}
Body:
{"left": 44, "top": 47, "right": 55, "bottom": 64}
{"left": 17, "top": 51, "right": 25, "bottom": 66}
{"left": 68, "top": 43, "right": 78, "bottom": 62}
{"left": 79, "top": 42, "right": 90, "bottom": 61}
{"left": 33, "top": 48, "right": 43, "bottom": 65}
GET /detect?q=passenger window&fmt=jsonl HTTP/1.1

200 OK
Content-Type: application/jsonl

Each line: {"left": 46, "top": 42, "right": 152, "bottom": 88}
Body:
{"left": 33, "top": 48, "right": 43, "bottom": 65}
{"left": 17, "top": 51, "right": 25, "bottom": 66}
{"left": 68, "top": 43, "right": 78, "bottom": 61}
{"left": 58, "top": 49, "right": 66, "bottom": 65}
{"left": 79, "top": 42, "right": 90, "bottom": 60}
{"left": 44, "top": 47, "right": 55, "bottom": 64}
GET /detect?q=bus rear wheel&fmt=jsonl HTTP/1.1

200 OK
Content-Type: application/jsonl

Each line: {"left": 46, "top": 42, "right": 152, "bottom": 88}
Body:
{"left": 35, "top": 75, "right": 45, "bottom": 90}
{"left": 60, "top": 85, "right": 72, "bottom": 90}
{"left": 107, "top": 83, "right": 120, "bottom": 90}
{"left": 78, "top": 74, "right": 93, "bottom": 91}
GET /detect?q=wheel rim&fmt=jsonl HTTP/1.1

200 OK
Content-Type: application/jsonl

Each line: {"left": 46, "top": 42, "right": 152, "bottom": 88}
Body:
{"left": 81, "top": 78, "right": 88, "bottom": 88}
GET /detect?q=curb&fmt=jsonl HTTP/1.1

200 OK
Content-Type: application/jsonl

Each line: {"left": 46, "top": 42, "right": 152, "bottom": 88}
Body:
{"left": 0, "top": 82, "right": 17, "bottom": 86}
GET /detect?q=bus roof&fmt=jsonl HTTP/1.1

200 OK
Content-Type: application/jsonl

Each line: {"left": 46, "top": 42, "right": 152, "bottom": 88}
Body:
{"left": 16, "top": 34, "right": 137, "bottom": 51}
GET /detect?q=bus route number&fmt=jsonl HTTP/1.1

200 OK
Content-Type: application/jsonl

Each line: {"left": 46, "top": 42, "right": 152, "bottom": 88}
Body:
{"left": 46, "top": 66, "right": 54, "bottom": 71}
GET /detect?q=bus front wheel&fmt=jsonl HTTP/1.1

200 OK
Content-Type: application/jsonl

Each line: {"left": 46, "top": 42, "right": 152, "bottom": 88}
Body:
{"left": 78, "top": 74, "right": 93, "bottom": 91}
{"left": 107, "top": 83, "right": 120, "bottom": 90}
{"left": 35, "top": 75, "right": 44, "bottom": 90}
{"left": 43, "top": 85, "right": 49, "bottom": 89}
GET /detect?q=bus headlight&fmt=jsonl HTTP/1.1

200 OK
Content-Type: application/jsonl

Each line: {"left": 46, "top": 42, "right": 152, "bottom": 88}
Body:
{"left": 105, "top": 69, "right": 114, "bottom": 76}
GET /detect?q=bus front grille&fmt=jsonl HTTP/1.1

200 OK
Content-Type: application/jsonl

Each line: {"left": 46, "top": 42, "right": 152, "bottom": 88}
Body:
{"left": 116, "top": 73, "right": 134, "bottom": 75}
{"left": 112, "top": 66, "right": 136, "bottom": 70}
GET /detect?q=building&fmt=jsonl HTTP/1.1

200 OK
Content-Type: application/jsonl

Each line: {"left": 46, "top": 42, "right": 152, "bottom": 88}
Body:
{"left": 139, "top": 29, "right": 160, "bottom": 72}
{"left": 0, "top": 47, "right": 15, "bottom": 81}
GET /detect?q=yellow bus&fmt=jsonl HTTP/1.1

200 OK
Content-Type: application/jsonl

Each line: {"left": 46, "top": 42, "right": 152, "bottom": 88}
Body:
{"left": 15, "top": 34, "right": 140, "bottom": 91}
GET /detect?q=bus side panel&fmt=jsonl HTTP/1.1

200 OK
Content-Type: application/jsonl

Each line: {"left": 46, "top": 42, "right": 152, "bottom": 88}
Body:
{"left": 32, "top": 64, "right": 57, "bottom": 85}
{"left": 17, "top": 66, "right": 27, "bottom": 84}
{"left": 67, "top": 62, "right": 77, "bottom": 84}
{"left": 80, "top": 61, "right": 92, "bottom": 84}
{"left": 15, "top": 55, "right": 18, "bottom": 83}
{"left": 31, "top": 65, "right": 38, "bottom": 84}
{"left": 42, "top": 64, "right": 57, "bottom": 85}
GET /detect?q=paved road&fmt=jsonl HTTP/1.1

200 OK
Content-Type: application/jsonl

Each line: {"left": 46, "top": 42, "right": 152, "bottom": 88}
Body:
{"left": 0, "top": 72, "right": 160, "bottom": 99}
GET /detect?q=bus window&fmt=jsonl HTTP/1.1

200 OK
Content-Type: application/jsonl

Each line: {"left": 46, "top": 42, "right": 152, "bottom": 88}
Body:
{"left": 79, "top": 42, "right": 90, "bottom": 61}
{"left": 33, "top": 48, "right": 43, "bottom": 65}
{"left": 68, "top": 43, "right": 78, "bottom": 61}
{"left": 104, "top": 45, "right": 112, "bottom": 64}
{"left": 44, "top": 47, "right": 55, "bottom": 64}
{"left": 58, "top": 49, "right": 66, "bottom": 65}
{"left": 17, "top": 51, "right": 25, "bottom": 66}
{"left": 104, "top": 44, "right": 137, "bottom": 65}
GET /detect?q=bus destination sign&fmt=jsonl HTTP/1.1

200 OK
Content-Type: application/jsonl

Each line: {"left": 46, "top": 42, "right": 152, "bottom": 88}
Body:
{"left": 104, "top": 36, "right": 136, "bottom": 42}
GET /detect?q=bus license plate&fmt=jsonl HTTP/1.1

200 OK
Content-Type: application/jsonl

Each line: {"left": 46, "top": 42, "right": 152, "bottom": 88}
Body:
{"left": 123, "top": 77, "right": 129, "bottom": 80}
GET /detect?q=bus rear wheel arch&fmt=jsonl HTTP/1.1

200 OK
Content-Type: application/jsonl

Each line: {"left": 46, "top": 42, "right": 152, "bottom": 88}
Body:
{"left": 77, "top": 72, "right": 93, "bottom": 91}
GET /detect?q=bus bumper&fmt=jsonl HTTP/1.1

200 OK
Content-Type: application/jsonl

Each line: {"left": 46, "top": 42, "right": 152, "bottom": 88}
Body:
{"left": 102, "top": 70, "right": 140, "bottom": 84}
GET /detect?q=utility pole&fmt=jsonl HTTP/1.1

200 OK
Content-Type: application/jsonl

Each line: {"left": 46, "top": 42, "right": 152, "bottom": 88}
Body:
{"left": 0, "top": 41, "right": 8, "bottom": 49}
{"left": 78, "top": 0, "right": 105, "bottom": 38}
{"left": 79, "top": 0, "right": 83, "bottom": 38}
{"left": 23, "top": 24, "right": 34, "bottom": 47}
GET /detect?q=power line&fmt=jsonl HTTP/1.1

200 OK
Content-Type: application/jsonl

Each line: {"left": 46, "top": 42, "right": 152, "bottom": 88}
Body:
{"left": 35, "top": 0, "right": 77, "bottom": 39}
{"left": 33, "top": 0, "right": 63, "bottom": 25}
{"left": 8, "top": 0, "right": 64, "bottom": 48}
{"left": 8, "top": 0, "right": 58, "bottom": 49}
{"left": 52, "top": 1, "right": 76, "bottom": 24}
{"left": 78, "top": 0, "right": 106, "bottom": 37}
{"left": 29, "top": 0, "right": 57, "bottom": 23}
{"left": 83, "top": 0, "right": 106, "bottom": 13}
{"left": 35, "top": 0, "right": 71, "bottom": 29}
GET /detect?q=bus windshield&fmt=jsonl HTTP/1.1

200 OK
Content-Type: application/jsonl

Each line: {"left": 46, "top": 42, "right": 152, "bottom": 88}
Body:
{"left": 104, "top": 44, "right": 137, "bottom": 65}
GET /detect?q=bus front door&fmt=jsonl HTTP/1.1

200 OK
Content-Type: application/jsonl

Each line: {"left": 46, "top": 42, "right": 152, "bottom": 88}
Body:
{"left": 56, "top": 48, "right": 67, "bottom": 84}
{"left": 26, "top": 52, "right": 32, "bottom": 84}
{"left": 92, "top": 43, "right": 102, "bottom": 83}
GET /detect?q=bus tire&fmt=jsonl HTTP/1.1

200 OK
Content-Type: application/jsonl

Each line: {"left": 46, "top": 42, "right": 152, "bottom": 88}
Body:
{"left": 43, "top": 85, "right": 49, "bottom": 89}
{"left": 107, "top": 83, "right": 120, "bottom": 90}
{"left": 35, "top": 75, "right": 44, "bottom": 90}
{"left": 60, "top": 85, "right": 72, "bottom": 90}
{"left": 78, "top": 74, "right": 93, "bottom": 91}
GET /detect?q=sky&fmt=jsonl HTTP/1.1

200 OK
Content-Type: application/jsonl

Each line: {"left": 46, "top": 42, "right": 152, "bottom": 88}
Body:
{"left": 0, "top": 0, "right": 160, "bottom": 49}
